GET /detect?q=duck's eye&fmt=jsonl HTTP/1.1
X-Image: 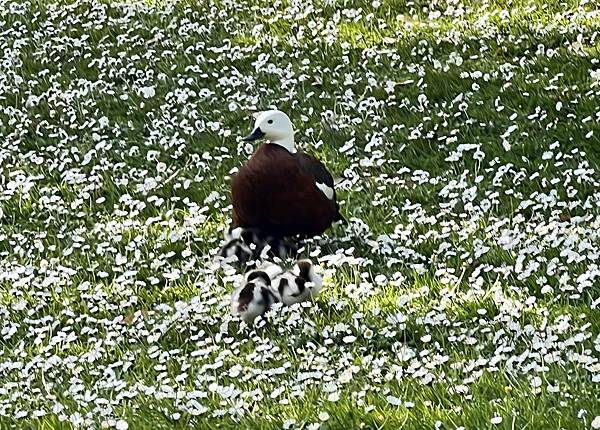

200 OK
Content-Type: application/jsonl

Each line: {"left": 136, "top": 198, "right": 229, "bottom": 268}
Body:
{"left": 267, "top": 119, "right": 273, "bottom": 124}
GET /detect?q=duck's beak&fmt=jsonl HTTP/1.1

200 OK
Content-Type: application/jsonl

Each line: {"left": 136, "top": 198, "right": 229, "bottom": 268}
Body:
{"left": 242, "top": 127, "right": 265, "bottom": 141}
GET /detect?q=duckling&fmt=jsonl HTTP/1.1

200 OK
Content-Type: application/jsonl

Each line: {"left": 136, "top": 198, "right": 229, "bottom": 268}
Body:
{"left": 230, "top": 260, "right": 323, "bottom": 323}
{"left": 230, "top": 269, "right": 279, "bottom": 324}
{"left": 272, "top": 260, "right": 323, "bottom": 306}
{"left": 219, "top": 227, "right": 262, "bottom": 265}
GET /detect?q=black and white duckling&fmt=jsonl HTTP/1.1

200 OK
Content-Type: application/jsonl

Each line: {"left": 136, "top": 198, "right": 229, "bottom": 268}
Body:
{"left": 230, "top": 260, "right": 323, "bottom": 323}
{"left": 272, "top": 260, "right": 323, "bottom": 306}
{"left": 230, "top": 268, "right": 279, "bottom": 324}
{"left": 219, "top": 227, "right": 255, "bottom": 265}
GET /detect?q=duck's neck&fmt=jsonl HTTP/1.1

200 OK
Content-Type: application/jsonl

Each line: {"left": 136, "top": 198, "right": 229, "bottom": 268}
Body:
{"left": 269, "top": 135, "right": 296, "bottom": 154}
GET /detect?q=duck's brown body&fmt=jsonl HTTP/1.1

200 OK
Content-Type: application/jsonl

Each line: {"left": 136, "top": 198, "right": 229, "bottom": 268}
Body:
{"left": 232, "top": 144, "right": 342, "bottom": 238}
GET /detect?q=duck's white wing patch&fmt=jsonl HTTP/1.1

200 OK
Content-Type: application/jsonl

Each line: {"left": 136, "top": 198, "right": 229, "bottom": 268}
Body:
{"left": 315, "top": 182, "right": 334, "bottom": 200}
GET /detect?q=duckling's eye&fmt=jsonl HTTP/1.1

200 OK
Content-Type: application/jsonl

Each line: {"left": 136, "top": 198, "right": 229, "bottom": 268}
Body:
{"left": 267, "top": 119, "right": 273, "bottom": 124}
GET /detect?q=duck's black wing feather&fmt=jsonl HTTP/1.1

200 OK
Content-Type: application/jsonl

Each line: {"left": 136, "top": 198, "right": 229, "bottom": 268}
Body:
{"left": 293, "top": 152, "right": 334, "bottom": 188}
{"left": 293, "top": 152, "right": 346, "bottom": 224}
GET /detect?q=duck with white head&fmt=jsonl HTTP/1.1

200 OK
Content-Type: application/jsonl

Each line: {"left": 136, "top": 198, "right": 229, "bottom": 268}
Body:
{"left": 243, "top": 110, "right": 296, "bottom": 154}
{"left": 231, "top": 109, "right": 345, "bottom": 241}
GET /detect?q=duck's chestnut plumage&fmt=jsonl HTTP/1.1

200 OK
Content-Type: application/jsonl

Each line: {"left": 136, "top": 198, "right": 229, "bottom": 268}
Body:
{"left": 232, "top": 144, "right": 340, "bottom": 238}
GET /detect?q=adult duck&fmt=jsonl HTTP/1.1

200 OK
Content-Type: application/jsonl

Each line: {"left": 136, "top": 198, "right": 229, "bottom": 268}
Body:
{"left": 231, "top": 110, "right": 345, "bottom": 239}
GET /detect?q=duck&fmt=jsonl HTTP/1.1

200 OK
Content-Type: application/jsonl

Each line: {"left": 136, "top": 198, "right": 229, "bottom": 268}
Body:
{"left": 231, "top": 110, "right": 345, "bottom": 240}
{"left": 219, "top": 227, "right": 256, "bottom": 265}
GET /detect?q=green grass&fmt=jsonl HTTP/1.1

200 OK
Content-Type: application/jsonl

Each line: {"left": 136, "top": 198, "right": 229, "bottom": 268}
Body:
{"left": 1, "top": 0, "right": 600, "bottom": 428}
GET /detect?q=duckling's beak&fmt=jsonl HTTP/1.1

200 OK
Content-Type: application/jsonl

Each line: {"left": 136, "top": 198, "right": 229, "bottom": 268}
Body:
{"left": 242, "top": 127, "right": 265, "bottom": 141}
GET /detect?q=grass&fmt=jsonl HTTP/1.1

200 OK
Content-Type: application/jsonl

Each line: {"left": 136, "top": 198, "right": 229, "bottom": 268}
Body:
{"left": 1, "top": 0, "right": 600, "bottom": 428}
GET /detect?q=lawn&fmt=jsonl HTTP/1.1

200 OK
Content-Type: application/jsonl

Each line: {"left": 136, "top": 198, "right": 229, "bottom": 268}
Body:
{"left": 1, "top": 0, "right": 600, "bottom": 428}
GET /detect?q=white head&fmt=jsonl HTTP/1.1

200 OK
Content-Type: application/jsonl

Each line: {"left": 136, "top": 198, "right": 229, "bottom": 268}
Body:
{"left": 242, "top": 110, "right": 296, "bottom": 153}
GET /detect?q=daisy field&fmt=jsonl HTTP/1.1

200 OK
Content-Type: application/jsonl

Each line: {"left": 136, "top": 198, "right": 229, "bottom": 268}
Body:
{"left": 1, "top": 0, "right": 600, "bottom": 428}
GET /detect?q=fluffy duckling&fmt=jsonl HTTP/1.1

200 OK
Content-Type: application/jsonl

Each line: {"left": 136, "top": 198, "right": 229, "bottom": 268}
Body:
{"left": 230, "top": 269, "right": 279, "bottom": 324}
{"left": 272, "top": 260, "right": 323, "bottom": 306}
{"left": 219, "top": 227, "right": 258, "bottom": 265}
{"left": 262, "top": 235, "right": 298, "bottom": 260}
